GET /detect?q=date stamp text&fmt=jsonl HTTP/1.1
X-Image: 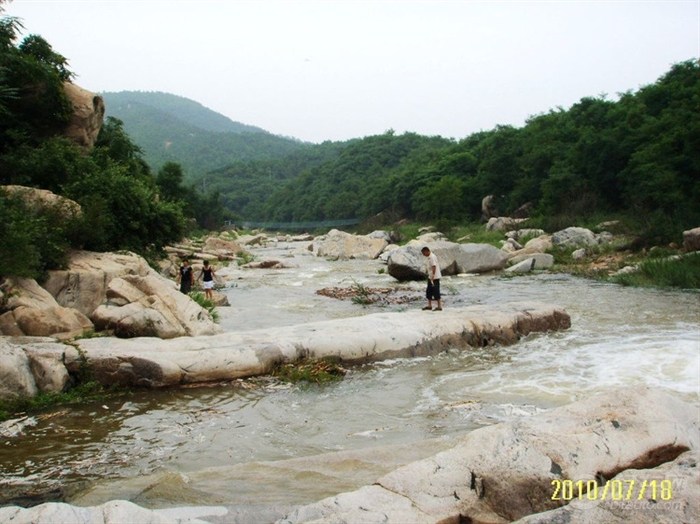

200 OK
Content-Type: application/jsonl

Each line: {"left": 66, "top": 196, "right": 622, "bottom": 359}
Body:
{"left": 551, "top": 479, "right": 674, "bottom": 501}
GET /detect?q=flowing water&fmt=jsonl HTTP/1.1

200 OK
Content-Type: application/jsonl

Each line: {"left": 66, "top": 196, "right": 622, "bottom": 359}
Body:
{"left": 1, "top": 240, "right": 699, "bottom": 513}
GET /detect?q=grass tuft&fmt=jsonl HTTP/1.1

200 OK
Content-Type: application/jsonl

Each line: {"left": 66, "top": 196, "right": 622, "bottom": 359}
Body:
{"left": 272, "top": 357, "right": 347, "bottom": 385}
{"left": 611, "top": 253, "right": 700, "bottom": 289}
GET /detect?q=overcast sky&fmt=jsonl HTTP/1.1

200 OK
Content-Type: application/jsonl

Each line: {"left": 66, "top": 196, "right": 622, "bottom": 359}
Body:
{"left": 5, "top": 0, "right": 699, "bottom": 143}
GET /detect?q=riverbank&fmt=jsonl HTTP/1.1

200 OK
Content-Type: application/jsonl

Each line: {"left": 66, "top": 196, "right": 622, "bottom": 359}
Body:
{"left": 2, "top": 387, "right": 697, "bottom": 523}
{"left": 1, "top": 237, "right": 698, "bottom": 520}
{"left": 3, "top": 301, "right": 570, "bottom": 392}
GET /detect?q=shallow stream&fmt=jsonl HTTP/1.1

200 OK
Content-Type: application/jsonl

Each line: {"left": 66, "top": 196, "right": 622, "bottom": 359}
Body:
{"left": 1, "top": 240, "right": 698, "bottom": 512}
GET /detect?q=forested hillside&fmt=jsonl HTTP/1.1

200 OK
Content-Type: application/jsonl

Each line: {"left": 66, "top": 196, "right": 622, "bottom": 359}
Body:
{"left": 220, "top": 60, "right": 696, "bottom": 242}
{"left": 102, "top": 91, "right": 309, "bottom": 179}
{"left": 98, "top": 62, "right": 699, "bottom": 243}
{"left": 0, "top": 8, "right": 222, "bottom": 278}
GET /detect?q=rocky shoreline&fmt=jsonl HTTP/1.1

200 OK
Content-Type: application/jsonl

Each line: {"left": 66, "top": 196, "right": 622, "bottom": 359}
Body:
{"left": 2, "top": 301, "right": 570, "bottom": 394}
{"left": 1, "top": 387, "right": 696, "bottom": 523}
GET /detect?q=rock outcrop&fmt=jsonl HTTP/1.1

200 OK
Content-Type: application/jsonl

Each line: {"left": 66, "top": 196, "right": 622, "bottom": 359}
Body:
{"left": 0, "top": 337, "right": 70, "bottom": 397}
{"left": 0, "top": 251, "right": 220, "bottom": 339}
{"left": 92, "top": 272, "right": 220, "bottom": 338}
{"left": 43, "top": 251, "right": 152, "bottom": 317}
{"left": 1, "top": 302, "right": 570, "bottom": 394}
{"left": 2, "top": 388, "right": 695, "bottom": 524}
{"left": 387, "top": 241, "right": 508, "bottom": 281}
{"left": 280, "top": 387, "right": 699, "bottom": 523}
{"left": 0, "top": 277, "right": 93, "bottom": 338}
{"left": 1, "top": 185, "right": 82, "bottom": 219}
{"left": 62, "top": 82, "right": 105, "bottom": 149}
{"left": 311, "top": 229, "right": 389, "bottom": 260}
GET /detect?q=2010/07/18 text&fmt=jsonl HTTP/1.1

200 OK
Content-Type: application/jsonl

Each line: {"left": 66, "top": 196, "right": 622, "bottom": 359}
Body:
{"left": 551, "top": 479, "right": 673, "bottom": 501}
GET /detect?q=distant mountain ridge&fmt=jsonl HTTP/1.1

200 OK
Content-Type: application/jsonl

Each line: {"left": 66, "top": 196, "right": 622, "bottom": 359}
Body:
{"left": 101, "top": 91, "right": 308, "bottom": 179}
{"left": 102, "top": 91, "right": 266, "bottom": 134}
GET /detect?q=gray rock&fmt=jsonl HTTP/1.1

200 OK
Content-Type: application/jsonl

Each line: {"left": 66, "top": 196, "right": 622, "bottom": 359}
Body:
{"left": 0, "top": 342, "right": 38, "bottom": 398}
{"left": 312, "top": 229, "right": 388, "bottom": 260}
{"left": 280, "top": 387, "right": 699, "bottom": 523}
{"left": 552, "top": 227, "right": 598, "bottom": 248}
{"left": 387, "top": 241, "right": 508, "bottom": 281}
{"left": 486, "top": 216, "right": 527, "bottom": 231}
{"left": 683, "top": 226, "right": 700, "bottom": 251}
{"left": 572, "top": 248, "right": 587, "bottom": 260}
{"left": 508, "top": 253, "right": 554, "bottom": 269}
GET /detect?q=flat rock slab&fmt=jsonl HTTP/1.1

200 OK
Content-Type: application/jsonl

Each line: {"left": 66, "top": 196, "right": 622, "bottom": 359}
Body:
{"left": 279, "top": 387, "right": 699, "bottom": 523}
{"left": 62, "top": 301, "right": 569, "bottom": 388}
{"left": 3, "top": 302, "right": 569, "bottom": 394}
{"left": 2, "top": 387, "right": 696, "bottom": 524}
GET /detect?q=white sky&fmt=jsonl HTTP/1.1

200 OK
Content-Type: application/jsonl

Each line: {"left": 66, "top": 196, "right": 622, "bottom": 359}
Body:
{"left": 4, "top": 0, "right": 699, "bottom": 143}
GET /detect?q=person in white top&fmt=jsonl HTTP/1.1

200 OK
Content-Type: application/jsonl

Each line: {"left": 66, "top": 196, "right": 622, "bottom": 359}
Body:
{"left": 421, "top": 246, "right": 442, "bottom": 311}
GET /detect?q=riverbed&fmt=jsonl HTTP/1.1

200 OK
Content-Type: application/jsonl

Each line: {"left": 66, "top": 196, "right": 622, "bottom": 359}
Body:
{"left": 1, "top": 240, "right": 698, "bottom": 513}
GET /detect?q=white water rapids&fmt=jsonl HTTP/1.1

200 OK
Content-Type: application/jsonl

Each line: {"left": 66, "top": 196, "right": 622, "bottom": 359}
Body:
{"left": 1, "top": 240, "right": 698, "bottom": 513}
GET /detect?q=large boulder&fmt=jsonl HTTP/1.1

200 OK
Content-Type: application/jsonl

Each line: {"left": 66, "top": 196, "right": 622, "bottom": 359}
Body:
{"left": 41, "top": 251, "right": 220, "bottom": 339}
{"left": 1, "top": 185, "right": 81, "bottom": 219}
{"left": 92, "top": 273, "right": 221, "bottom": 338}
{"left": 506, "top": 234, "right": 554, "bottom": 261}
{"left": 281, "top": 387, "right": 699, "bottom": 523}
{"left": 683, "top": 227, "right": 700, "bottom": 252}
{"left": 62, "top": 82, "right": 105, "bottom": 149}
{"left": 505, "top": 254, "right": 555, "bottom": 273}
{"left": 0, "top": 336, "right": 71, "bottom": 396}
{"left": 508, "top": 252, "right": 555, "bottom": 269}
{"left": 42, "top": 251, "right": 152, "bottom": 316}
{"left": 387, "top": 241, "right": 508, "bottom": 281}
{"left": 200, "top": 236, "right": 245, "bottom": 260}
{"left": 0, "top": 278, "right": 93, "bottom": 338}
{"left": 0, "top": 341, "right": 38, "bottom": 398}
{"left": 11, "top": 306, "right": 93, "bottom": 339}
{"left": 312, "top": 229, "right": 388, "bottom": 260}
{"left": 552, "top": 227, "right": 598, "bottom": 248}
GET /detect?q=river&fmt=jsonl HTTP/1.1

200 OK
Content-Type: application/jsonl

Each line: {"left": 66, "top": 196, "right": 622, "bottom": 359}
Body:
{"left": 1, "top": 240, "right": 698, "bottom": 514}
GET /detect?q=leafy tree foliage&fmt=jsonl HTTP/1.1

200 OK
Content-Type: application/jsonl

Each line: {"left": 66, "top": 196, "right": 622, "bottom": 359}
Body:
{"left": 209, "top": 59, "right": 697, "bottom": 243}
{"left": 0, "top": 8, "right": 199, "bottom": 278}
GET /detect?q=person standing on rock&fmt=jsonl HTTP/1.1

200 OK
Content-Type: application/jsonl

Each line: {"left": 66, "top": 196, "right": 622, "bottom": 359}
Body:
{"left": 178, "top": 259, "right": 194, "bottom": 294}
{"left": 421, "top": 246, "right": 442, "bottom": 311}
{"left": 199, "top": 260, "right": 217, "bottom": 301}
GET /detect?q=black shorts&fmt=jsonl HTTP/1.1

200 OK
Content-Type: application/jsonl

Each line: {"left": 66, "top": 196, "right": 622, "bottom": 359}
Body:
{"left": 426, "top": 279, "right": 441, "bottom": 300}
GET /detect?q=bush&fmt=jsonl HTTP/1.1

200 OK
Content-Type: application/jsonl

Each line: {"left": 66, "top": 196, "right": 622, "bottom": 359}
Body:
{"left": 0, "top": 189, "right": 77, "bottom": 278}
{"left": 188, "top": 291, "right": 219, "bottom": 322}
{"left": 612, "top": 253, "right": 700, "bottom": 289}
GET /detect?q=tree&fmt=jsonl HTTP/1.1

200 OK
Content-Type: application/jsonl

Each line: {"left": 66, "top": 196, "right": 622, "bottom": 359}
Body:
{"left": 156, "top": 162, "right": 187, "bottom": 202}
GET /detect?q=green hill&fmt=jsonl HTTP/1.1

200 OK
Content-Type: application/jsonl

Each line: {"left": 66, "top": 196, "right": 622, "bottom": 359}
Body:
{"left": 101, "top": 91, "right": 308, "bottom": 180}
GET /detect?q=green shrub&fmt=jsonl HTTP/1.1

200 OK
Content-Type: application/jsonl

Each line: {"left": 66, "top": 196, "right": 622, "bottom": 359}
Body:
{"left": 0, "top": 189, "right": 77, "bottom": 278}
{"left": 189, "top": 291, "right": 219, "bottom": 322}
{"left": 612, "top": 253, "right": 700, "bottom": 289}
